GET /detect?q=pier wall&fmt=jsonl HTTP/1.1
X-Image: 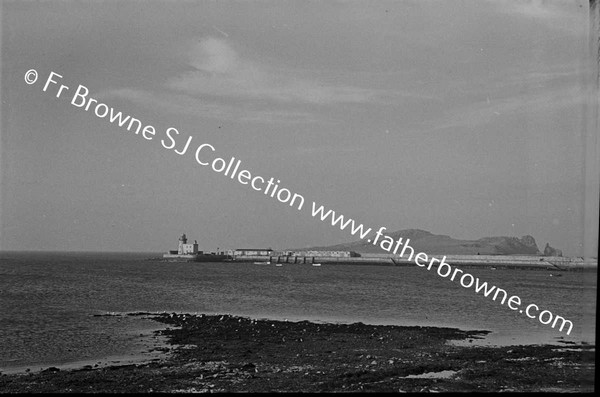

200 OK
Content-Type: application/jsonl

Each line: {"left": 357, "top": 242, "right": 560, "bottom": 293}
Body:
{"left": 231, "top": 254, "right": 596, "bottom": 270}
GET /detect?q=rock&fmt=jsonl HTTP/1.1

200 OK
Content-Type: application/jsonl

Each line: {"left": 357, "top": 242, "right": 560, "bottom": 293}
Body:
{"left": 520, "top": 235, "right": 539, "bottom": 251}
{"left": 544, "top": 243, "right": 563, "bottom": 257}
{"left": 242, "top": 362, "right": 256, "bottom": 370}
{"left": 42, "top": 367, "right": 60, "bottom": 373}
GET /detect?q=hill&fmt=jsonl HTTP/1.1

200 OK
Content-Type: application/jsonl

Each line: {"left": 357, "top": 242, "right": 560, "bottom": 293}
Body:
{"left": 302, "top": 229, "right": 542, "bottom": 255}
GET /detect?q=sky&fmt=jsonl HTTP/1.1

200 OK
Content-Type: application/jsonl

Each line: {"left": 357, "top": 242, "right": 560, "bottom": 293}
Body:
{"left": 0, "top": 0, "right": 597, "bottom": 257}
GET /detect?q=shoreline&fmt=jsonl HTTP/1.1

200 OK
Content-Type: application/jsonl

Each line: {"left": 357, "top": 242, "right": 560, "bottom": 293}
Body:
{"left": 3, "top": 309, "right": 588, "bottom": 377}
{"left": 0, "top": 312, "right": 594, "bottom": 392}
{"left": 0, "top": 312, "right": 172, "bottom": 377}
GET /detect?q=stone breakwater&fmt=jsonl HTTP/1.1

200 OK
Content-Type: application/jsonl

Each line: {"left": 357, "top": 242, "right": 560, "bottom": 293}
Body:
{"left": 233, "top": 254, "right": 596, "bottom": 270}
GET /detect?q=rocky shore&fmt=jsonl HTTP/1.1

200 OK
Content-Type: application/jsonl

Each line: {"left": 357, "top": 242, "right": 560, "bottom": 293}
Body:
{"left": 0, "top": 313, "right": 594, "bottom": 393}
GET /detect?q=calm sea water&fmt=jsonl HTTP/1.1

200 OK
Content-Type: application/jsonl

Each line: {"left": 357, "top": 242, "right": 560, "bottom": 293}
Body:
{"left": 0, "top": 251, "right": 596, "bottom": 373}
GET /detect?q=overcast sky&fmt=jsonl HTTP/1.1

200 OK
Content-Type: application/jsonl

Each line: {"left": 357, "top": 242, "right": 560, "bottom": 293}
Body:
{"left": 1, "top": 0, "right": 597, "bottom": 257}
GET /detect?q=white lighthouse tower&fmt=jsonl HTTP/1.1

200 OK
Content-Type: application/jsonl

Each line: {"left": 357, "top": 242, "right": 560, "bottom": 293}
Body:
{"left": 177, "top": 233, "right": 187, "bottom": 254}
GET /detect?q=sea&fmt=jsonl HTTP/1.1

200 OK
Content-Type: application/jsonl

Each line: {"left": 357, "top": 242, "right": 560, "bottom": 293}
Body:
{"left": 0, "top": 251, "right": 596, "bottom": 374}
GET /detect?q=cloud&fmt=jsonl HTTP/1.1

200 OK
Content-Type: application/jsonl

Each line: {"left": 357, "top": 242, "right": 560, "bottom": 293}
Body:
{"left": 105, "top": 88, "right": 321, "bottom": 124}
{"left": 504, "top": 0, "right": 576, "bottom": 19}
{"left": 167, "top": 37, "right": 379, "bottom": 105}
{"left": 485, "top": 0, "right": 586, "bottom": 34}
{"left": 102, "top": 36, "right": 398, "bottom": 124}
{"left": 189, "top": 37, "right": 239, "bottom": 74}
{"left": 425, "top": 84, "right": 588, "bottom": 132}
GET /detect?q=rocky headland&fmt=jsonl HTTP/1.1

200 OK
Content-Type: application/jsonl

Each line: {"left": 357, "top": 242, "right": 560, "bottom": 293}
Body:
{"left": 304, "top": 228, "right": 560, "bottom": 256}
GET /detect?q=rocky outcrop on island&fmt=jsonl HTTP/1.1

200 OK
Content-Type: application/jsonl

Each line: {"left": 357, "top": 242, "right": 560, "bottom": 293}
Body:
{"left": 544, "top": 243, "right": 563, "bottom": 257}
{"left": 305, "top": 229, "right": 544, "bottom": 255}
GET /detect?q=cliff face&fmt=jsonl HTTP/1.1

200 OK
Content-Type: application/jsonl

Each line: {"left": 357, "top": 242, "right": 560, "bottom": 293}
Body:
{"left": 305, "top": 229, "right": 543, "bottom": 255}
{"left": 544, "top": 243, "right": 563, "bottom": 257}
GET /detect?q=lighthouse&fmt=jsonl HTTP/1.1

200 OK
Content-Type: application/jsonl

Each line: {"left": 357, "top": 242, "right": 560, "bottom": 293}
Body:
{"left": 177, "top": 233, "right": 187, "bottom": 254}
{"left": 176, "top": 233, "right": 198, "bottom": 255}
{"left": 163, "top": 233, "right": 225, "bottom": 261}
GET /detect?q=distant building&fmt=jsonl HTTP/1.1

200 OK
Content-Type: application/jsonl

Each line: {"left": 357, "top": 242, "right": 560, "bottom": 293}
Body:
{"left": 234, "top": 248, "right": 273, "bottom": 256}
{"left": 272, "top": 250, "right": 293, "bottom": 257}
{"left": 178, "top": 234, "right": 199, "bottom": 254}
{"left": 270, "top": 250, "right": 359, "bottom": 258}
{"left": 163, "top": 234, "right": 229, "bottom": 261}
{"left": 290, "top": 250, "right": 359, "bottom": 258}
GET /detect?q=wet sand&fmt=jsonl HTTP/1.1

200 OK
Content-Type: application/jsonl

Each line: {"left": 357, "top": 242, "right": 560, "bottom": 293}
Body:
{"left": 0, "top": 313, "right": 594, "bottom": 392}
